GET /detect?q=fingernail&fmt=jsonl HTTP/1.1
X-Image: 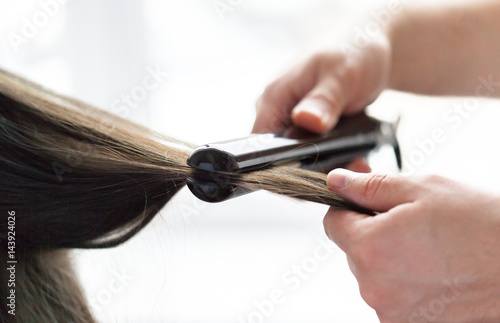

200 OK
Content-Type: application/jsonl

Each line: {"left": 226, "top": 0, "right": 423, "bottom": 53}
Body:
{"left": 297, "top": 99, "right": 331, "bottom": 119}
{"left": 327, "top": 169, "right": 355, "bottom": 189}
{"left": 292, "top": 99, "right": 332, "bottom": 131}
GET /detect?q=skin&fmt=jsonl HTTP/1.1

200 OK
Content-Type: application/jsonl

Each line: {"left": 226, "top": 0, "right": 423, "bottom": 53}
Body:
{"left": 253, "top": 0, "right": 500, "bottom": 321}
{"left": 325, "top": 170, "right": 500, "bottom": 322}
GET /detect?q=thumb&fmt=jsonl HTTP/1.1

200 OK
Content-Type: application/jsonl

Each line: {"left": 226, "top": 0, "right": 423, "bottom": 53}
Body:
{"left": 327, "top": 169, "right": 416, "bottom": 212}
{"left": 291, "top": 79, "right": 345, "bottom": 133}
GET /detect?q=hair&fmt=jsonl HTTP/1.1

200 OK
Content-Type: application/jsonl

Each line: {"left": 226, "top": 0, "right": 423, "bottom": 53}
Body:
{"left": 0, "top": 68, "right": 364, "bottom": 322}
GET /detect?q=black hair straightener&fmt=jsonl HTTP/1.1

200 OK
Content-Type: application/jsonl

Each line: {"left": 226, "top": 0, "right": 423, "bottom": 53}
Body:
{"left": 186, "top": 112, "right": 401, "bottom": 204}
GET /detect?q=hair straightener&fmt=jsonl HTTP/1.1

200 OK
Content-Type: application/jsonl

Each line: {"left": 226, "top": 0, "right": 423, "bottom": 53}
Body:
{"left": 186, "top": 112, "right": 401, "bottom": 203}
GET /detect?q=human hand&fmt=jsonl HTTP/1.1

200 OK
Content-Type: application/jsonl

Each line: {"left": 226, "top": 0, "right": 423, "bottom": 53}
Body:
{"left": 252, "top": 37, "right": 391, "bottom": 134}
{"left": 323, "top": 170, "right": 500, "bottom": 322}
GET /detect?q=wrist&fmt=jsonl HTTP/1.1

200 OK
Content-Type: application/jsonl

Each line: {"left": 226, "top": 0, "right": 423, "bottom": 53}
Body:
{"left": 385, "top": 6, "right": 404, "bottom": 91}
{"left": 345, "top": 35, "right": 392, "bottom": 108}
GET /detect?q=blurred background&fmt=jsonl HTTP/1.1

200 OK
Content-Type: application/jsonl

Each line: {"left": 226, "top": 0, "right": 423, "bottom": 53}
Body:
{"left": 2, "top": 0, "right": 500, "bottom": 322}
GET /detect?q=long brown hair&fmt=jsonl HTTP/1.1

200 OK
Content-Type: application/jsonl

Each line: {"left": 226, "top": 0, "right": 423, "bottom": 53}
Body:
{"left": 0, "top": 68, "right": 358, "bottom": 322}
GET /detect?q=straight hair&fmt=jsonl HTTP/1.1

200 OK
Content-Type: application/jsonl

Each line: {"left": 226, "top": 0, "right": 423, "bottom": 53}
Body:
{"left": 0, "top": 68, "right": 360, "bottom": 322}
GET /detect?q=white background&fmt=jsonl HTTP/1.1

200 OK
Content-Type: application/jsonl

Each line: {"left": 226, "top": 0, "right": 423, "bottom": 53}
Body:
{"left": 2, "top": 0, "right": 500, "bottom": 322}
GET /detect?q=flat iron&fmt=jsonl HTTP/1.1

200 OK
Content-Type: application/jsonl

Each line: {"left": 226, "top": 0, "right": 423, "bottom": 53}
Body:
{"left": 186, "top": 112, "right": 401, "bottom": 204}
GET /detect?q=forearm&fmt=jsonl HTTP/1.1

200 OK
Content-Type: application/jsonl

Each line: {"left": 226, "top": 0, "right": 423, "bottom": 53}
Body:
{"left": 388, "top": 1, "right": 500, "bottom": 97}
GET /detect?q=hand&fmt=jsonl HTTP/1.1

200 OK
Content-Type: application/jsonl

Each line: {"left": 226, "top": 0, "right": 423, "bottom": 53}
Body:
{"left": 323, "top": 169, "right": 500, "bottom": 322}
{"left": 252, "top": 37, "right": 391, "bottom": 134}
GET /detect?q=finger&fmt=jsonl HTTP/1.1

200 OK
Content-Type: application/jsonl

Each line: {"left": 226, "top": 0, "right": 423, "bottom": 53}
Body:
{"left": 291, "top": 78, "right": 345, "bottom": 133}
{"left": 327, "top": 169, "right": 416, "bottom": 212}
{"left": 252, "top": 63, "right": 317, "bottom": 134}
{"left": 252, "top": 85, "right": 293, "bottom": 133}
{"left": 344, "top": 159, "right": 371, "bottom": 173}
{"left": 323, "top": 207, "right": 371, "bottom": 253}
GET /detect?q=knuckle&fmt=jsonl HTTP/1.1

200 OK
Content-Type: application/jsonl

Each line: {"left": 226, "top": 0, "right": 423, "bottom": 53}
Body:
{"left": 261, "top": 80, "right": 284, "bottom": 103}
{"left": 261, "top": 82, "right": 277, "bottom": 100}
{"left": 307, "top": 51, "right": 328, "bottom": 67}
{"left": 358, "top": 279, "right": 399, "bottom": 313}
{"left": 348, "top": 238, "right": 400, "bottom": 314}
{"left": 322, "top": 209, "right": 347, "bottom": 245}
{"left": 255, "top": 95, "right": 263, "bottom": 111}
{"left": 358, "top": 283, "right": 390, "bottom": 310}
{"left": 322, "top": 213, "right": 333, "bottom": 240}
{"left": 362, "top": 173, "right": 389, "bottom": 200}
